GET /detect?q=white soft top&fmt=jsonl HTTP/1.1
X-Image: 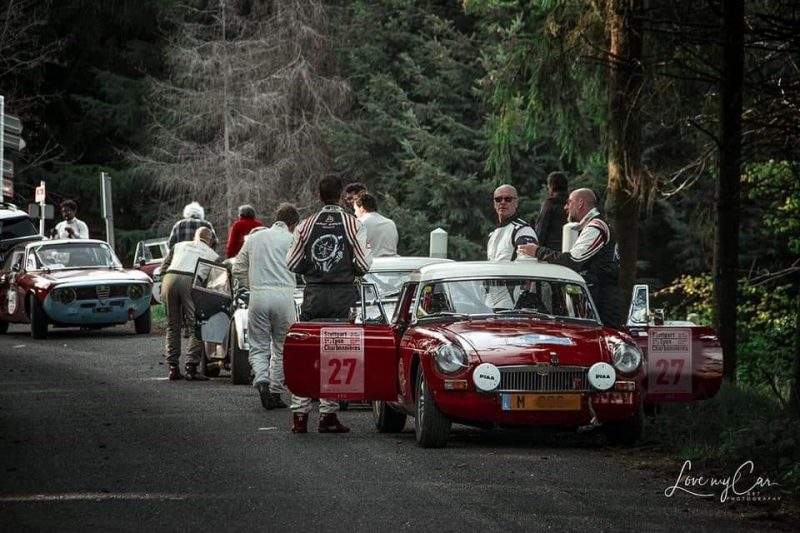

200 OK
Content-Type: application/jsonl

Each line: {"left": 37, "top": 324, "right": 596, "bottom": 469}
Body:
{"left": 370, "top": 256, "right": 453, "bottom": 272}
{"left": 410, "top": 260, "right": 585, "bottom": 284}
{"left": 30, "top": 238, "right": 111, "bottom": 247}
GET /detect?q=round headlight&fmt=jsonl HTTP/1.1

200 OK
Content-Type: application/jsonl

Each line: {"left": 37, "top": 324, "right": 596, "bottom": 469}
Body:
{"left": 434, "top": 343, "right": 468, "bottom": 374}
{"left": 53, "top": 287, "right": 76, "bottom": 305}
{"left": 128, "top": 284, "right": 148, "bottom": 300}
{"left": 612, "top": 343, "right": 643, "bottom": 374}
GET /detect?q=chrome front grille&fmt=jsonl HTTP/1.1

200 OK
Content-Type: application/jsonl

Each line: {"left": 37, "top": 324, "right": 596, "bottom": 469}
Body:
{"left": 498, "top": 365, "right": 589, "bottom": 392}
{"left": 96, "top": 285, "right": 110, "bottom": 300}
{"left": 75, "top": 285, "right": 127, "bottom": 301}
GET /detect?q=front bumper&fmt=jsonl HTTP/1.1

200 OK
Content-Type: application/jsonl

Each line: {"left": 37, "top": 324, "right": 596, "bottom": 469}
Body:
{"left": 432, "top": 389, "right": 641, "bottom": 428}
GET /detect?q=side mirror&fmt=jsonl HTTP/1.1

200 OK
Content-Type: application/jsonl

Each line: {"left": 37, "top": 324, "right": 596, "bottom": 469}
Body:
{"left": 627, "top": 284, "right": 650, "bottom": 326}
{"left": 11, "top": 263, "right": 20, "bottom": 273}
{"left": 138, "top": 258, "right": 146, "bottom": 267}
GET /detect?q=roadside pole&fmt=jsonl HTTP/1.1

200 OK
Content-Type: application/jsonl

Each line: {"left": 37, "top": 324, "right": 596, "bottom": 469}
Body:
{"left": 35, "top": 181, "right": 46, "bottom": 235}
{"left": 429, "top": 227, "right": 448, "bottom": 258}
{"left": 101, "top": 172, "right": 114, "bottom": 250}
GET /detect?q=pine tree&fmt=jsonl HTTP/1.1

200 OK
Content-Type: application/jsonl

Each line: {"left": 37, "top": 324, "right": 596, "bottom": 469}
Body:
{"left": 136, "top": 0, "right": 349, "bottom": 234}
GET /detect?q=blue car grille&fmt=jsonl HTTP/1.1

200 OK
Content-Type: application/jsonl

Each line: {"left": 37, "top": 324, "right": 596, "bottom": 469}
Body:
{"left": 498, "top": 365, "right": 589, "bottom": 392}
{"left": 74, "top": 285, "right": 128, "bottom": 301}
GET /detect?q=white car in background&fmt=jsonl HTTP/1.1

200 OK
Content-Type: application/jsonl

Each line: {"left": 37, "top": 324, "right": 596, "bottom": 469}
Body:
{"left": 196, "top": 256, "right": 454, "bottom": 384}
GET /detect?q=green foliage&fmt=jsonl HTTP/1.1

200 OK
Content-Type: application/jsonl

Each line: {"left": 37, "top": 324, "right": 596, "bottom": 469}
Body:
{"left": 466, "top": 0, "right": 606, "bottom": 179}
{"left": 743, "top": 160, "right": 800, "bottom": 255}
{"left": 658, "top": 274, "right": 797, "bottom": 397}
{"left": 328, "top": 1, "right": 494, "bottom": 258}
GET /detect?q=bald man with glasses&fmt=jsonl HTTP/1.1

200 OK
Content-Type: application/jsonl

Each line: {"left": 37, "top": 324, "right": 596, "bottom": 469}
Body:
{"left": 486, "top": 184, "right": 538, "bottom": 309}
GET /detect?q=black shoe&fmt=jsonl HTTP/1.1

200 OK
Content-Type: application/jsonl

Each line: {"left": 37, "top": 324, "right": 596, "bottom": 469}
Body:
{"left": 168, "top": 364, "right": 183, "bottom": 381}
{"left": 270, "top": 393, "right": 288, "bottom": 409}
{"left": 184, "top": 364, "right": 209, "bottom": 381}
{"left": 257, "top": 383, "right": 273, "bottom": 409}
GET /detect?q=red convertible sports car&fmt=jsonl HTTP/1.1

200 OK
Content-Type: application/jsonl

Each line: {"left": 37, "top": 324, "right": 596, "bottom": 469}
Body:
{"left": 0, "top": 239, "right": 153, "bottom": 338}
{"left": 284, "top": 260, "right": 649, "bottom": 447}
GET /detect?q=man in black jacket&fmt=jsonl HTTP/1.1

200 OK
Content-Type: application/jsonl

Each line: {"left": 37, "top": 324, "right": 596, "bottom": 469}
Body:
{"left": 519, "top": 188, "right": 622, "bottom": 328}
{"left": 535, "top": 172, "right": 569, "bottom": 251}
{"left": 285, "top": 175, "right": 373, "bottom": 434}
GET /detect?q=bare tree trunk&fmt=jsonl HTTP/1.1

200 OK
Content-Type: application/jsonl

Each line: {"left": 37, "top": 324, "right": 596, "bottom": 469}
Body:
{"left": 605, "top": 0, "right": 644, "bottom": 309}
{"left": 715, "top": 0, "right": 744, "bottom": 382}
{"left": 789, "top": 277, "right": 800, "bottom": 415}
{"left": 221, "top": 0, "right": 234, "bottom": 222}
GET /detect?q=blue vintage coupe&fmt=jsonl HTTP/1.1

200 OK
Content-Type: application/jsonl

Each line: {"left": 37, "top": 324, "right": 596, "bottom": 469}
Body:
{"left": 0, "top": 239, "right": 152, "bottom": 338}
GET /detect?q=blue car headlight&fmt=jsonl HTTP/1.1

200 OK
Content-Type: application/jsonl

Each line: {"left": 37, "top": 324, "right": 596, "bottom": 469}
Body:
{"left": 434, "top": 343, "right": 468, "bottom": 374}
{"left": 127, "top": 284, "right": 150, "bottom": 300}
{"left": 52, "top": 287, "right": 76, "bottom": 305}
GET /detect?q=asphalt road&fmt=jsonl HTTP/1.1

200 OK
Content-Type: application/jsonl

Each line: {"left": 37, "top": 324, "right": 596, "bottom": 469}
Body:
{"left": 0, "top": 324, "right": 782, "bottom": 532}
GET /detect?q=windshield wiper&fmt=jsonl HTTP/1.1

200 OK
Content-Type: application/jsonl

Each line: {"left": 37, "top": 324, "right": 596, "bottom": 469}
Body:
{"left": 422, "top": 311, "right": 472, "bottom": 321}
{"left": 495, "top": 308, "right": 557, "bottom": 321}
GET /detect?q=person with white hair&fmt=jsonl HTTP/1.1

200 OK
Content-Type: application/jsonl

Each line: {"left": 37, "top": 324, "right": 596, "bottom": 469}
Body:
{"left": 160, "top": 227, "right": 221, "bottom": 380}
{"left": 167, "top": 201, "right": 218, "bottom": 250}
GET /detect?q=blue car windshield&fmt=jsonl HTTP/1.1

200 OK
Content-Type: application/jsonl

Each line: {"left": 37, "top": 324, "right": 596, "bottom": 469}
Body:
{"left": 30, "top": 243, "right": 122, "bottom": 270}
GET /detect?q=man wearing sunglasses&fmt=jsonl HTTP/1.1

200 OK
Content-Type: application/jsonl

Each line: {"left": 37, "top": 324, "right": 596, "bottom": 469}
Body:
{"left": 486, "top": 184, "right": 538, "bottom": 309}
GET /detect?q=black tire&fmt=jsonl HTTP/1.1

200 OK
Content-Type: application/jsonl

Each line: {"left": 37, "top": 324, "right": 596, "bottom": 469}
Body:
{"left": 604, "top": 402, "right": 644, "bottom": 446}
{"left": 134, "top": 307, "right": 151, "bottom": 334}
{"left": 0, "top": 320, "right": 8, "bottom": 334}
{"left": 414, "top": 369, "right": 451, "bottom": 448}
{"left": 373, "top": 400, "right": 407, "bottom": 433}
{"left": 30, "top": 295, "right": 48, "bottom": 339}
{"left": 229, "top": 320, "right": 250, "bottom": 385}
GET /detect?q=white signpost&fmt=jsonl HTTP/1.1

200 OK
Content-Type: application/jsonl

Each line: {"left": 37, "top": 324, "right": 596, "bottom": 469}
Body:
{"left": 35, "top": 181, "right": 46, "bottom": 235}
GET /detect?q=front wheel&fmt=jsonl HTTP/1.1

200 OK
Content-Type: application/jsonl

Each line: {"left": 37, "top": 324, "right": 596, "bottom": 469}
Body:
{"left": 134, "top": 307, "right": 151, "bottom": 334}
{"left": 229, "top": 320, "right": 250, "bottom": 385}
{"left": 373, "top": 400, "right": 407, "bottom": 433}
{"left": 414, "top": 369, "right": 451, "bottom": 448}
{"left": 202, "top": 343, "right": 222, "bottom": 378}
{"left": 30, "top": 295, "right": 48, "bottom": 339}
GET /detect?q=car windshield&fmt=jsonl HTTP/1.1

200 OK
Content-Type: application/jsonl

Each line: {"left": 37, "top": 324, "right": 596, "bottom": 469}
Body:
{"left": 363, "top": 270, "right": 412, "bottom": 297}
{"left": 29, "top": 242, "right": 122, "bottom": 270}
{"left": 135, "top": 239, "right": 168, "bottom": 263}
{"left": 415, "top": 277, "right": 599, "bottom": 322}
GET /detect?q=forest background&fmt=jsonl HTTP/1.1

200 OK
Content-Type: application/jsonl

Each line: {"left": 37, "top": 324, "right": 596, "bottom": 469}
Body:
{"left": 1, "top": 0, "right": 799, "bottom": 507}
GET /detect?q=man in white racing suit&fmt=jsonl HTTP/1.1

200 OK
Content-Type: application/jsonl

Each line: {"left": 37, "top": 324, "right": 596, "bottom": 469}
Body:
{"left": 233, "top": 203, "right": 299, "bottom": 410}
{"left": 486, "top": 184, "right": 538, "bottom": 309}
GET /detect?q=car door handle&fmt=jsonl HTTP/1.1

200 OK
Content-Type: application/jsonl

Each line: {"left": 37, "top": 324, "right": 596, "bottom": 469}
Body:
{"left": 286, "top": 332, "right": 310, "bottom": 340}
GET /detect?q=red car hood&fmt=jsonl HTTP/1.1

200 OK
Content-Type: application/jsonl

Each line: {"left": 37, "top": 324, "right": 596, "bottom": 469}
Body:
{"left": 34, "top": 268, "right": 151, "bottom": 285}
{"left": 426, "top": 320, "right": 608, "bottom": 366}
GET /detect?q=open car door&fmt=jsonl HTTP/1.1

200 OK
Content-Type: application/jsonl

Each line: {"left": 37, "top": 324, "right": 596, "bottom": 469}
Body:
{"left": 284, "top": 283, "right": 399, "bottom": 402}
{"left": 624, "top": 284, "right": 723, "bottom": 404}
{"left": 190, "top": 258, "right": 233, "bottom": 344}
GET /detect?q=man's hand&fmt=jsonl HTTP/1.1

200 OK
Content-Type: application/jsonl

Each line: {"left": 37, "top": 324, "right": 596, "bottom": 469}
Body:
{"left": 66, "top": 227, "right": 76, "bottom": 238}
{"left": 517, "top": 243, "right": 539, "bottom": 258}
